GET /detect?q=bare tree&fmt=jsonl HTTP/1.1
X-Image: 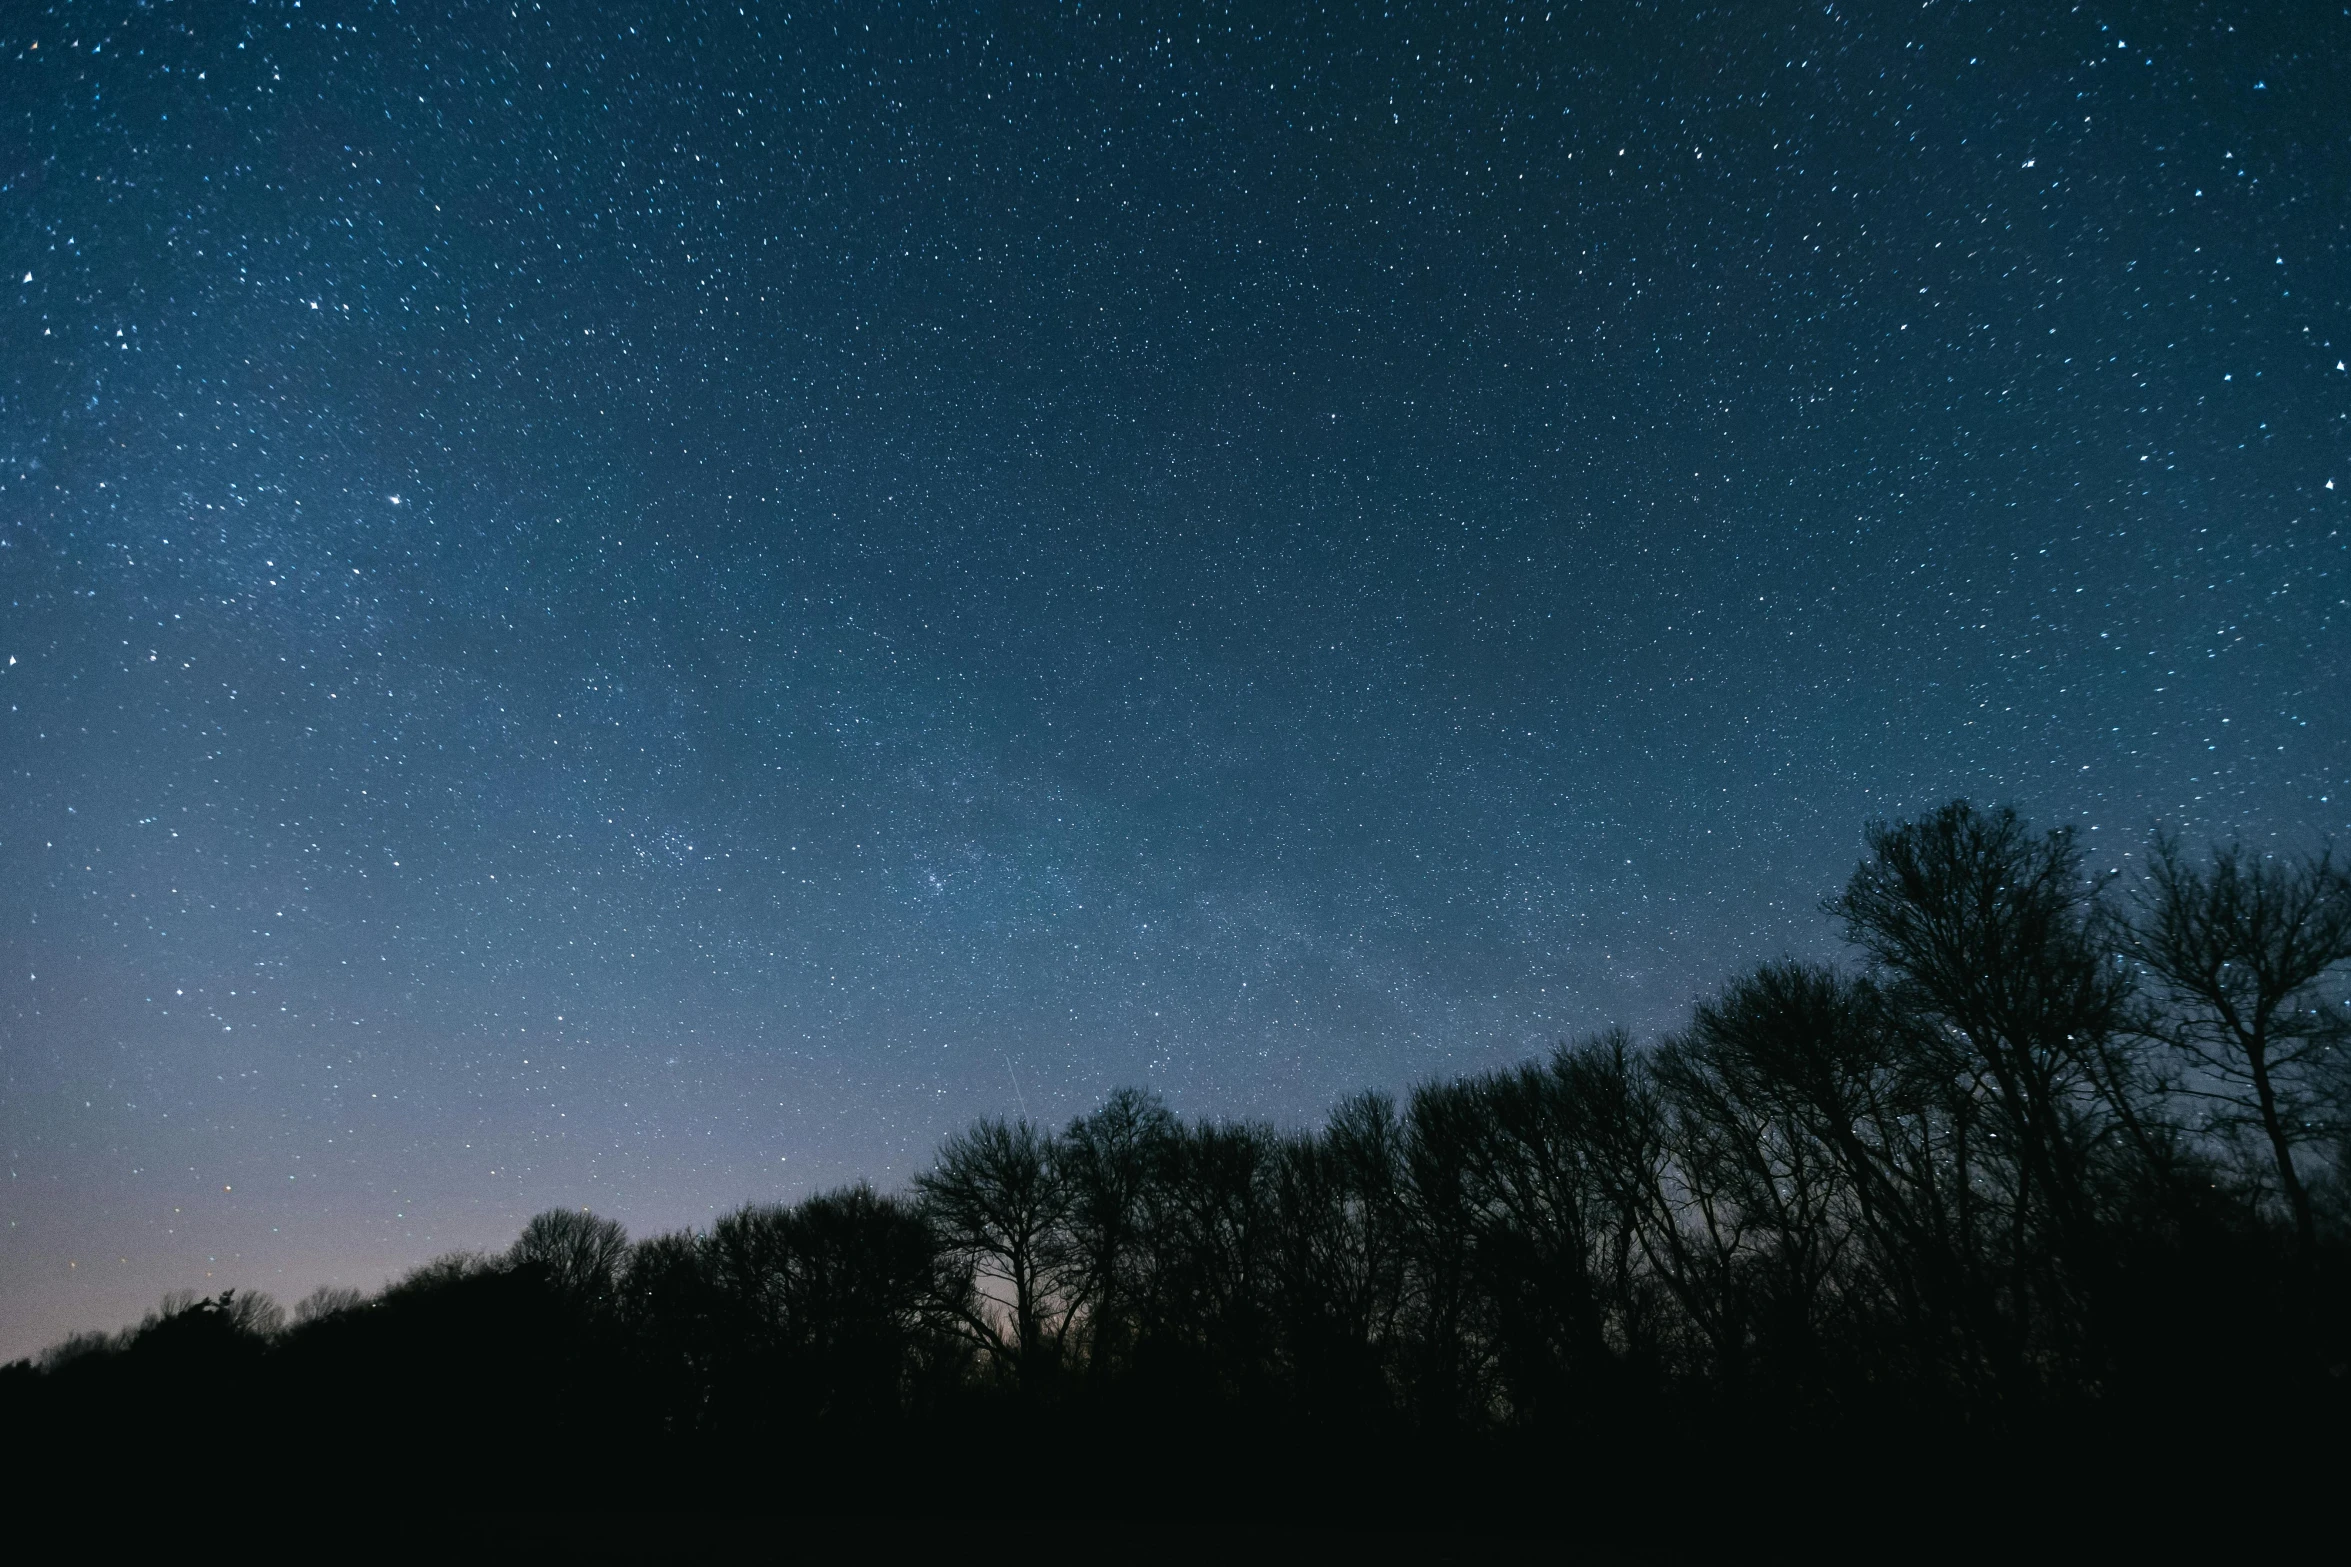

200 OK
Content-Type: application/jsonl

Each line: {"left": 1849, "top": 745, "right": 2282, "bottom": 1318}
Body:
{"left": 1135, "top": 1119, "right": 1280, "bottom": 1386}
{"left": 1402, "top": 1076, "right": 1494, "bottom": 1420}
{"left": 509, "top": 1208, "right": 632, "bottom": 1308}
{"left": 2122, "top": 835, "right": 2351, "bottom": 1253}
{"left": 1559, "top": 1030, "right": 1741, "bottom": 1379}
{"left": 1059, "top": 1087, "right": 1177, "bottom": 1373}
{"left": 1675, "top": 961, "right": 2002, "bottom": 1390}
{"left": 915, "top": 1117, "right": 1072, "bottom": 1383}
{"left": 383, "top": 1250, "right": 497, "bottom": 1301}
{"left": 1270, "top": 1092, "right": 1409, "bottom": 1415}
{"left": 140, "top": 1287, "right": 283, "bottom": 1338}
{"left": 292, "top": 1285, "right": 368, "bottom": 1327}
{"left": 1439, "top": 1059, "right": 1622, "bottom": 1416}
{"left": 219, "top": 1290, "right": 286, "bottom": 1338}
{"left": 1836, "top": 801, "right": 2134, "bottom": 1284}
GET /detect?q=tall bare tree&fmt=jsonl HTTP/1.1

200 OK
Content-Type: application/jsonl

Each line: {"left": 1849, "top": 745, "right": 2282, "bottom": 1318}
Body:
{"left": 916, "top": 1117, "right": 1073, "bottom": 1383}
{"left": 1059, "top": 1087, "right": 1177, "bottom": 1373}
{"left": 1676, "top": 962, "right": 1994, "bottom": 1389}
{"left": 2122, "top": 835, "right": 2351, "bottom": 1253}
{"left": 1836, "top": 802, "right": 2133, "bottom": 1280}
{"left": 1270, "top": 1093, "right": 1409, "bottom": 1415}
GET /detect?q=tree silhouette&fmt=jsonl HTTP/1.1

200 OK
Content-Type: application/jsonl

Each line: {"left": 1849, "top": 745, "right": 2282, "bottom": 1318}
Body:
{"left": 10, "top": 798, "right": 2349, "bottom": 1512}
{"left": 1058, "top": 1086, "right": 1178, "bottom": 1377}
{"left": 2123, "top": 836, "right": 2351, "bottom": 1254}
{"left": 1835, "top": 800, "right": 2138, "bottom": 1368}
{"left": 1674, "top": 962, "right": 1974, "bottom": 1389}
{"left": 291, "top": 1285, "right": 367, "bottom": 1327}
{"left": 1269, "top": 1092, "right": 1409, "bottom": 1419}
{"left": 915, "top": 1117, "right": 1074, "bottom": 1385}
{"left": 509, "top": 1208, "right": 632, "bottom": 1311}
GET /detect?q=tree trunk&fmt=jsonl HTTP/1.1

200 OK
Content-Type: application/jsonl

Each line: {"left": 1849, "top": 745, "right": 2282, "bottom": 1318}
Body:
{"left": 2244, "top": 1034, "right": 2316, "bottom": 1257}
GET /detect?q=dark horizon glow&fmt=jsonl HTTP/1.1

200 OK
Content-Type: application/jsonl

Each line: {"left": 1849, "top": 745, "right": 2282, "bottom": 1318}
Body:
{"left": 2, "top": 1, "right": 2343, "bottom": 1362}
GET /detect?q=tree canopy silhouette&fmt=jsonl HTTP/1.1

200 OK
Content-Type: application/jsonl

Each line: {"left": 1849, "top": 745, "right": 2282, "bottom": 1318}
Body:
{"left": 8, "top": 801, "right": 2347, "bottom": 1512}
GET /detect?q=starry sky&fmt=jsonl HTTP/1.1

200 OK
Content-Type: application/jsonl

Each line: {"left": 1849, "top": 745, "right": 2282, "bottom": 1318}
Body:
{"left": 2, "top": 1, "right": 2343, "bottom": 1360}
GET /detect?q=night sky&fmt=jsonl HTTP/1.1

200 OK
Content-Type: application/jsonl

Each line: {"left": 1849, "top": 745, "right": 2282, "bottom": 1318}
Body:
{"left": 3, "top": 1, "right": 2343, "bottom": 1360}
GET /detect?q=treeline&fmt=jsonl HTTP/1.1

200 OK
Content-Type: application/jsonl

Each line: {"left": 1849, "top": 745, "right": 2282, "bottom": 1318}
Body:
{"left": 7, "top": 802, "right": 2349, "bottom": 1509}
